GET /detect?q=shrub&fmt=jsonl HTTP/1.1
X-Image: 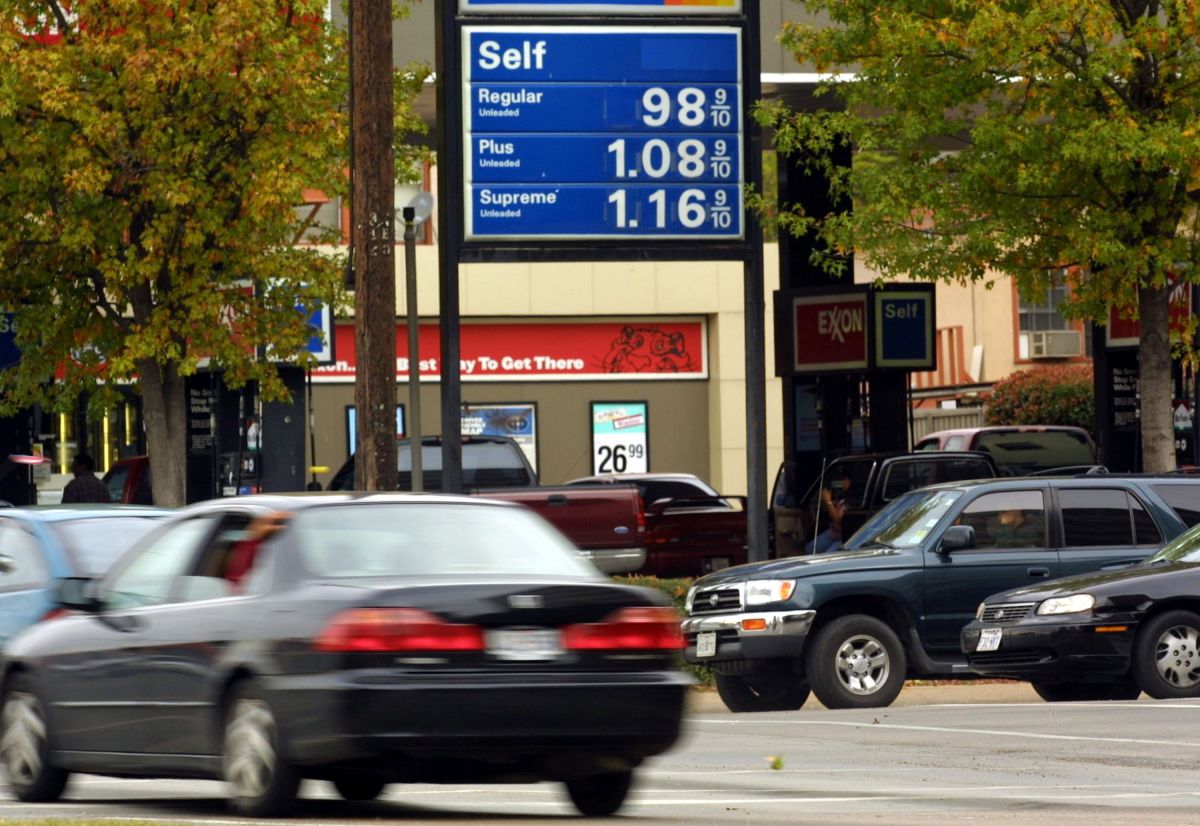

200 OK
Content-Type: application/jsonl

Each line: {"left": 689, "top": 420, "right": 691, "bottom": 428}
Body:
{"left": 985, "top": 364, "right": 1095, "bottom": 433}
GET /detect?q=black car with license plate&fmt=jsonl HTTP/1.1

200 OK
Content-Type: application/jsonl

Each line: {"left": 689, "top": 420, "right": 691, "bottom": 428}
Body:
{"left": 962, "top": 519, "right": 1200, "bottom": 702}
{"left": 0, "top": 494, "right": 689, "bottom": 817}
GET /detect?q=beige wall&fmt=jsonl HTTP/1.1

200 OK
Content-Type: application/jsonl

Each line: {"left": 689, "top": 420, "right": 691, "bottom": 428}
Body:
{"left": 313, "top": 245, "right": 783, "bottom": 496}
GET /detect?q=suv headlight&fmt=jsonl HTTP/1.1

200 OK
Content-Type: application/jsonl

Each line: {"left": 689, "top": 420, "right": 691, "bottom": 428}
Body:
{"left": 1036, "top": 594, "right": 1096, "bottom": 616}
{"left": 975, "top": 602, "right": 985, "bottom": 620}
{"left": 745, "top": 579, "right": 797, "bottom": 606}
{"left": 685, "top": 586, "right": 698, "bottom": 613}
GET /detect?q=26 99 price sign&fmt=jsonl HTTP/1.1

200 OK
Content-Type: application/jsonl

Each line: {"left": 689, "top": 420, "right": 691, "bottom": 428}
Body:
{"left": 591, "top": 403, "right": 649, "bottom": 475}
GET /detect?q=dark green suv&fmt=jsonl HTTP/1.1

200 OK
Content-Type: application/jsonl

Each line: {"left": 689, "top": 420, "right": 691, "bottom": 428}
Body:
{"left": 683, "top": 476, "right": 1200, "bottom": 711}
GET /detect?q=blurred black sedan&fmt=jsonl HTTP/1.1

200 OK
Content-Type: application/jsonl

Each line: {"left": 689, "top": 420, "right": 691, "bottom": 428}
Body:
{"left": 962, "top": 520, "right": 1200, "bottom": 702}
{"left": 0, "top": 494, "right": 689, "bottom": 817}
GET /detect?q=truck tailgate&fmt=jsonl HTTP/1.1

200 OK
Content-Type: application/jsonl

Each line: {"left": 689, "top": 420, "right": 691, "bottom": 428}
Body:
{"left": 473, "top": 485, "right": 644, "bottom": 571}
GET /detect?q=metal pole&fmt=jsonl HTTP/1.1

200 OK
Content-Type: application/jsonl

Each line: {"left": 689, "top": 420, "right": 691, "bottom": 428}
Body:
{"left": 404, "top": 207, "right": 423, "bottom": 491}
{"left": 350, "top": 0, "right": 398, "bottom": 492}
{"left": 435, "top": 0, "right": 463, "bottom": 493}
{"left": 744, "top": 0, "right": 768, "bottom": 562}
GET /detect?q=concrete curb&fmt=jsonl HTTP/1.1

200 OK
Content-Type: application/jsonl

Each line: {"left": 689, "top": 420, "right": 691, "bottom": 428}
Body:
{"left": 687, "top": 680, "right": 1044, "bottom": 713}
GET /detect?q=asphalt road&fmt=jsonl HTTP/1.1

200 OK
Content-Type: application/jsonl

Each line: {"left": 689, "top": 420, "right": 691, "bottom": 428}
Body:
{"left": 5, "top": 684, "right": 1200, "bottom": 825}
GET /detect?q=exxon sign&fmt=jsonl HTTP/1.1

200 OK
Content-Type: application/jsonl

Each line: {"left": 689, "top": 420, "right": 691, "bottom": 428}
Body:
{"left": 793, "top": 294, "right": 868, "bottom": 373}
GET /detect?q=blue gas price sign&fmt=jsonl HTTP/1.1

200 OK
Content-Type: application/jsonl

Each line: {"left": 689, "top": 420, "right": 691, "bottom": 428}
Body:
{"left": 461, "top": 0, "right": 741, "bottom": 14}
{"left": 462, "top": 26, "right": 744, "bottom": 241}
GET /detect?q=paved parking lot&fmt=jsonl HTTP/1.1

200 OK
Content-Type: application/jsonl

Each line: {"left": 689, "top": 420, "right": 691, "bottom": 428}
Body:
{"left": 5, "top": 685, "right": 1200, "bottom": 825}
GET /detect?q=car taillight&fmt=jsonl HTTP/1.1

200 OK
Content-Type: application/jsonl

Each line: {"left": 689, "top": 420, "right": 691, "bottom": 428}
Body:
{"left": 562, "top": 606, "right": 684, "bottom": 651}
{"left": 40, "top": 608, "right": 66, "bottom": 622}
{"left": 314, "top": 608, "right": 485, "bottom": 653}
{"left": 636, "top": 497, "right": 646, "bottom": 536}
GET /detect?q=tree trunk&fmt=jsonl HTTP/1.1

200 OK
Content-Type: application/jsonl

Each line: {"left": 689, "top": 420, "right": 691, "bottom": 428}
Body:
{"left": 350, "top": 0, "right": 397, "bottom": 491}
{"left": 1138, "top": 284, "right": 1175, "bottom": 473}
{"left": 139, "top": 359, "right": 188, "bottom": 507}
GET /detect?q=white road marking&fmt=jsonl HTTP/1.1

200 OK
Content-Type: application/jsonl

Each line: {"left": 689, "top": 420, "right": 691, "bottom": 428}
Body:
{"left": 694, "top": 717, "right": 1200, "bottom": 747}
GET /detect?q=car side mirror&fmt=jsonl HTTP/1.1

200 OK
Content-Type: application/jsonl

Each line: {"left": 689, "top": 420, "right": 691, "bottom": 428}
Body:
{"left": 939, "top": 525, "right": 975, "bottom": 554}
{"left": 57, "top": 577, "right": 102, "bottom": 613}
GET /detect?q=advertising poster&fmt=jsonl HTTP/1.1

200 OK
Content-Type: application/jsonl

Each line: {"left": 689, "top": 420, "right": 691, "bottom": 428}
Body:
{"left": 462, "top": 403, "right": 538, "bottom": 470}
{"left": 591, "top": 402, "right": 648, "bottom": 475}
{"left": 345, "top": 406, "right": 406, "bottom": 456}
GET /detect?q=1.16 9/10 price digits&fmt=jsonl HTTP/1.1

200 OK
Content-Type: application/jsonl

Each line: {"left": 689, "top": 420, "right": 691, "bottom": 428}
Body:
{"left": 607, "top": 188, "right": 734, "bottom": 230}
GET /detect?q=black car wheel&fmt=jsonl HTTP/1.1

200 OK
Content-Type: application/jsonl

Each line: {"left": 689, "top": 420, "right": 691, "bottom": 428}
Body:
{"left": 806, "top": 615, "right": 907, "bottom": 709}
{"left": 1032, "top": 679, "right": 1141, "bottom": 702}
{"left": 333, "top": 775, "right": 387, "bottom": 801}
{"left": 222, "top": 683, "right": 301, "bottom": 817}
{"left": 564, "top": 770, "right": 633, "bottom": 817}
{"left": 0, "top": 673, "right": 69, "bottom": 803}
{"left": 714, "top": 673, "right": 810, "bottom": 712}
{"left": 1133, "top": 610, "right": 1200, "bottom": 699}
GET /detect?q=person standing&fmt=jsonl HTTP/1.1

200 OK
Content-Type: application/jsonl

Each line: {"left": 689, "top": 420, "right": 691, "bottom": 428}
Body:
{"left": 61, "top": 454, "right": 113, "bottom": 504}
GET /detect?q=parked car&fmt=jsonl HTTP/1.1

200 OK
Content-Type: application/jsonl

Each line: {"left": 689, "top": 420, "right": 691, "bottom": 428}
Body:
{"left": 0, "top": 494, "right": 689, "bottom": 817}
{"left": 330, "top": 437, "right": 646, "bottom": 574}
{"left": 101, "top": 456, "right": 153, "bottom": 505}
{"left": 769, "top": 452, "right": 998, "bottom": 557}
{"left": 566, "top": 472, "right": 747, "bottom": 577}
{"left": 915, "top": 425, "right": 1098, "bottom": 476}
{"left": 0, "top": 505, "right": 167, "bottom": 646}
{"left": 683, "top": 475, "right": 1200, "bottom": 712}
{"left": 962, "top": 517, "right": 1200, "bottom": 701}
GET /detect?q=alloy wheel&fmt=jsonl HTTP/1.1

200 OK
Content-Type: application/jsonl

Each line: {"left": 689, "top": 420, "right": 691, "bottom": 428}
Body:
{"left": 224, "top": 698, "right": 278, "bottom": 800}
{"left": 1, "top": 691, "right": 44, "bottom": 786}
{"left": 834, "top": 634, "right": 890, "bottom": 695}
{"left": 1153, "top": 624, "right": 1200, "bottom": 689}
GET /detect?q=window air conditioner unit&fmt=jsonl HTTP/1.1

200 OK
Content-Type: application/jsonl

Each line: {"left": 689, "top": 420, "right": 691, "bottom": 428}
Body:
{"left": 1029, "top": 330, "right": 1083, "bottom": 359}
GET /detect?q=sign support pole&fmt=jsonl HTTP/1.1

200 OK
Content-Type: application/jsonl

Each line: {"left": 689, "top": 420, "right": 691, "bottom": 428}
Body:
{"left": 436, "top": 0, "right": 464, "bottom": 492}
{"left": 742, "top": 0, "right": 767, "bottom": 562}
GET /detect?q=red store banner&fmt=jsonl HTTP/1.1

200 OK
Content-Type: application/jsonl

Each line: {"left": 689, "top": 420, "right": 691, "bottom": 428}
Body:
{"left": 1107, "top": 280, "right": 1192, "bottom": 348}
{"left": 793, "top": 293, "right": 869, "bottom": 372}
{"left": 311, "top": 319, "right": 708, "bottom": 382}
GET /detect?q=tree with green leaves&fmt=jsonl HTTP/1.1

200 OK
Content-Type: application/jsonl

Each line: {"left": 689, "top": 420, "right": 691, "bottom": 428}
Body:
{"left": 759, "top": 0, "right": 1200, "bottom": 471}
{"left": 0, "top": 0, "right": 426, "bottom": 505}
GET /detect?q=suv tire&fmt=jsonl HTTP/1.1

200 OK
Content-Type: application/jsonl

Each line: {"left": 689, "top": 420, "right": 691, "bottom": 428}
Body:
{"left": 1132, "top": 609, "right": 1200, "bottom": 699}
{"left": 715, "top": 673, "right": 810, "bottom": 713}
{"left": 806, "top": 615, "right": 906, "bottom": 709}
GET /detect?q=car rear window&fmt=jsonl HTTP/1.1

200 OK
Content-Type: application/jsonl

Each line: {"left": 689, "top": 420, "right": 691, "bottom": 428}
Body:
{"left": 1152, "top": 484, "right": 1200, "bottom": 528}
{"left": 293, "top": 503, "right": 599, "bottom": 578}
{"left": 51, "top": 516, "right": 165, "bottom": 577}
{"left": 974, "top": 431, "right": 1095, "bottom": 473}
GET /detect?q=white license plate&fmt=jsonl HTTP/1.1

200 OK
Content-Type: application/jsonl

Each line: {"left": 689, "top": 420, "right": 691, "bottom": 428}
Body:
{"left": 696, "top": 631, "right": 717, "bottom": 658}
{"left": 486, "top": 628, "right": 564, "bottom": 662}
{"left": 976, "top": 627, "right": 1002, "bottom": 652}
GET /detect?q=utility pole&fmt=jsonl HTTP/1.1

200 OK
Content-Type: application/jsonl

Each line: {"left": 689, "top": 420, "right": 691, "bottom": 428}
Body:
{"left": 350, "top": 0, "right": 398, "bottom": 491}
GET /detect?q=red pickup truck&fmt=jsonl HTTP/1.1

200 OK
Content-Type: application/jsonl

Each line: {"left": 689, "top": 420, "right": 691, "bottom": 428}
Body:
{"left": 567, "top": 472, "right": 747, "bottom": 578}
{"left": 106, "top": 437, "right": 647, "bottom": 574}
{"left": 327, "top": 436, "right": 647, "bottom": 574}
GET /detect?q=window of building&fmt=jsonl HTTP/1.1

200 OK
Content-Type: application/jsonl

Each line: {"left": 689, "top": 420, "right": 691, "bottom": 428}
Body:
{"left": 1016, "top": 271, "right": 1089, "bottom": 359}
{"left": 1019, "top": 279, "right": 1071, "bottom": 333}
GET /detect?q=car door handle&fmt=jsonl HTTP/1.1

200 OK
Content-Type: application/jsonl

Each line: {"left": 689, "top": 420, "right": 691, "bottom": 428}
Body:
{"left": 1027, "top": 567, "right": 1051, "bottom": 578}
{"left": 546, "top": 494, "right": 569, "bottom": 506}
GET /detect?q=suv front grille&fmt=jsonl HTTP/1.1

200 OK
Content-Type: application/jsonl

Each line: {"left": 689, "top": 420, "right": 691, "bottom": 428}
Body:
{"left": 691, "top": 586, "right": 743, "bottom": 614}
{"left": 979, "top": 602, "right": 1036, "bottom": 624}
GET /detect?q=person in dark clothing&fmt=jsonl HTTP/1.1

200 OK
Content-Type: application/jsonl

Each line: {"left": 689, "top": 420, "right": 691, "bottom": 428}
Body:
{"left": 61, "top": 454, "right": 113, "bottom": 504}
